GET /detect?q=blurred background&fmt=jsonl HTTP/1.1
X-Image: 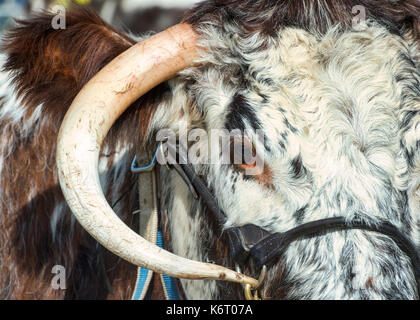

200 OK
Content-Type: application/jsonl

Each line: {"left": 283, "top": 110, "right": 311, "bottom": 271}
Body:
{"left": 0, "top": 0, "right": 202, "bottom": 34}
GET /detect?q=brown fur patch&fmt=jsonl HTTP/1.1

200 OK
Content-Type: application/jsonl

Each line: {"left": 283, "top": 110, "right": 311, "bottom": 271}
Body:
{"left": 0, "top": 8, "right": 169, "bottom": 299}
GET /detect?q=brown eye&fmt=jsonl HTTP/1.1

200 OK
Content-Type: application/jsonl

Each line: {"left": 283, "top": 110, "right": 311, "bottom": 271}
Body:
{"left": 230, "top": 137, "right": 257, "bottom": 169}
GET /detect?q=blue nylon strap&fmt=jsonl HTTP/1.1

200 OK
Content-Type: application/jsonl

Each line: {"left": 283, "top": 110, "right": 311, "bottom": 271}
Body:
{"left": 132, "top": 267, "right": 151, "bottom": 300}
{"left": 132, "top": 227, "right": 180, "bottom": 300}
{"left": 157, "top": 229, "right": 180, "bottom": 300}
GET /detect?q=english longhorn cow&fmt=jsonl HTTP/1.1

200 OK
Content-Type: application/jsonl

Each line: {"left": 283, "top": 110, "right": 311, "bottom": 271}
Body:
{"left": 1, "top": 0, "right": 420, "bottom": 300}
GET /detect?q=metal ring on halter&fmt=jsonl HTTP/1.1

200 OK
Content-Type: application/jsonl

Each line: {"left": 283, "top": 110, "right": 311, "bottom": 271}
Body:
{"left": 244, "top": 284, "right": 261, "bottom": 300}
{"left": 236, "top": 265, "right": 267, "bottom": 300}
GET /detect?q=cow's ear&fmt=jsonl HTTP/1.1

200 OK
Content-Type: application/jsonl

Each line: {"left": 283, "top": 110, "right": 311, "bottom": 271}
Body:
{"left": 1, "top": 8, "right": 136, "bottom": 120}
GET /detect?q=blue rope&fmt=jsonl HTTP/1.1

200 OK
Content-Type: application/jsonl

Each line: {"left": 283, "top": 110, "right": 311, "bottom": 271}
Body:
{"left": 132, "top": 227, "right": 180, "bottom": 300}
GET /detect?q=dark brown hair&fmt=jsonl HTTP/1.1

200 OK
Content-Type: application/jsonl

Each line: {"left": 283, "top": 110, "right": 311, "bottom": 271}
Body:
{"left": 185, "top": 0, "right": 420, "bottom": 38}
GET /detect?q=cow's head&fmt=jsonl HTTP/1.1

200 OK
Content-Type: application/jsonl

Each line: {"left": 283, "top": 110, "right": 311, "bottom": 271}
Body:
{"left": 3, "top": 1, "right": 420, "bottom": 299}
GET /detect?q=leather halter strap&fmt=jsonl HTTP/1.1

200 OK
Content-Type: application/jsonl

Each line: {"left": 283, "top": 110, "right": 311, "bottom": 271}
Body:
{"left": 175, "top": 162, "right": 419, "bottom": 275}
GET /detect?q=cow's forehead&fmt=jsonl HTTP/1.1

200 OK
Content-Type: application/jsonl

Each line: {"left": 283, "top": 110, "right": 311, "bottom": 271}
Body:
{"left": 190, "top": 23, "right": 411, "bottom": 148}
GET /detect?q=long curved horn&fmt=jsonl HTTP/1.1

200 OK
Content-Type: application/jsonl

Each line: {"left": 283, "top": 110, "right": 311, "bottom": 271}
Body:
{"left": 56, "top": 23, "right": 258, "bottom": 287}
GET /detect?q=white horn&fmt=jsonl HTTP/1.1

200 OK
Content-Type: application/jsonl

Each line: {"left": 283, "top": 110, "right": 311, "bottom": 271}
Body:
{"left": 56, "top": 23, "right": 258, "bottom": 287}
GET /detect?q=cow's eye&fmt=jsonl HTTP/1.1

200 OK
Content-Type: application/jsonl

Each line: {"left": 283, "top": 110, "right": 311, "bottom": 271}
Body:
{"left": 230, "top": 137, "right": 257, "bottom": 169}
